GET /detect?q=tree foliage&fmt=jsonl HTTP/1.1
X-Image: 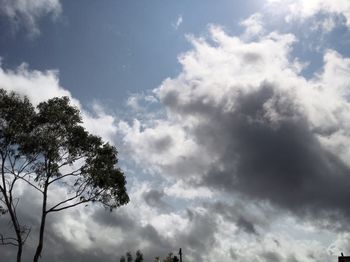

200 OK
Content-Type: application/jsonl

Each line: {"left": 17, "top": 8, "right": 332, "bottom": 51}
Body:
{"left": 135, "top": 250, "right": 144, "bottom": 262}
{"left": 0, "top": 89, "right": 129, "bottom": 262}
{"left": 120, "top": 250, "right": 143, "bottom": 262}
{"left": 161, "top": 252, "right": 180, "bottom": 262}
{"left": 126, "top": 251, "right": 133, "bottom": 262}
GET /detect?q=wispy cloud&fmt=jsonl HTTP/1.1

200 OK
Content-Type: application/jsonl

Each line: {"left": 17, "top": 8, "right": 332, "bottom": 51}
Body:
{"left": 172, "top": 14, "right": 183, "bottom": 30}
{"left": 266, "top": 0, "right": 350, "bottom": 29}
{"left": 240, "top": 12, "right": 264, "bottom": 38}
{"left": 0, "top": 0, "right": 62, "bottom": 37}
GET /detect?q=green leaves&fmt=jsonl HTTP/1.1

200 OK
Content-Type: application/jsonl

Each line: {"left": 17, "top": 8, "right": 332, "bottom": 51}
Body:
{"left": 0, "top": 88, "right": 129, "bottom": 209}
{"left": 0, "top": 89, "right": 35, "bottom": 149}
{"left": 0, "top": 89, "right": 129, "bottom": 261}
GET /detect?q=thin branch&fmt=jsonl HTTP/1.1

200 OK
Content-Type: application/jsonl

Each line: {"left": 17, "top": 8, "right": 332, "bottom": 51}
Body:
{"left": 48, "top": 168, "right": 82, "bottom": 185}
{"left": 0, "top": 198, "right": 7, "bottom": 206}
{"left": 46, "top": 193, "right": 82, "bottom": 213}
{"left": 47, "top": 189, "right": 105, "bottom": 213}
{"left": 18, "top": 154, "right": 40, "bottom": 174}
{"left": 0, "top": 234, "right": 19, "bottom": 247}
{"left": 47, "top": 199, "right": 90, "bottom": 213}
{"left": 75, "top": 179, "right": 90, "bottom": 195}
{"left": 17, "top": 177, "right": 43, "bottom": 194}
{"left": 9, "top": 176, "right": 18, "bottom": 202}
{"left": 22, "top": 227, "right": 31, "bottom": 244}
{"left": 56, "top": 155, "right": 86, "bottom": 169}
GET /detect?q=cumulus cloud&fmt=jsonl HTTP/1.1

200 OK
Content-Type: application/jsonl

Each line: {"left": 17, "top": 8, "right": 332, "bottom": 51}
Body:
{"left": 2, "top": 6, "right": 350, "bottom": 261}
{"left": 0, "top": 0, "right": 62, "bottom": 36}
{"left": 0, "top": 56, "right": 300, "bottom": 262}
{"left": 266, "top": 0, "right": 350, "bottom": 29}
{"left": 0, "top": 61, "right": 118, "bottom": 143}
{"left": 241, "top": 13, "right": 265, "bottom": 38}
{"left": 120, "top": 25, "right": 350, "bottom": 234}
{"left": 164, "top": 181, "right": 214, "bottom": 200}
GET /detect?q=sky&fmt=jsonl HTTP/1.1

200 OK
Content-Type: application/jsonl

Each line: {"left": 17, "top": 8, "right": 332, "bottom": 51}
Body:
{"left": 1, "top": 0, "right": 350, "bottom": 261}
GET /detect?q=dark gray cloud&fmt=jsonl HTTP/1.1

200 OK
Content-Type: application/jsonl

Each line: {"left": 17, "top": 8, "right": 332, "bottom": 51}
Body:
{"left": 207, "top": 200, "right": 274, "bottom": 236}
{"left": 160, "top": 82, "right": 350, "bottom": 228}
{"left": 262, "top": 251, "right": 282, "bottom": 262}
{"left": 150, "top": 136, "right": 173, "bottom": 153}
{"left": 236, "top": 216, "right": 258, "bottom": 235}
{"left": 92, "top": 208, "right": 135, "bottom": 229}
{"left": 143, "top": 189, "right": 171, "bottom": 211}
{"left": 0, "top": 203, "right": 172, "bottom": 262}
{"left": 287, "top": 255, "right": 300, "bottom": 262}
{"left": 176, "top": 208, "right": 218, "bottom": 261}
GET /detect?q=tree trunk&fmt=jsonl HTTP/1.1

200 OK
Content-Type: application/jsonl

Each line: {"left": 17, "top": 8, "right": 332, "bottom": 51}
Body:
{"left": 33, "top": 212, "right": 46, "bottom": 262}
{"left": 7, "top": 202, "right": 23, "bottom": 262}
{"left": 33, "top": 182, "right": 48, "bottom": 262}
{"left": 1, "top": 154, "right": 23, "bottom": 262}
{"left": 16, "top": 241, "right": 23, "bottom": 262}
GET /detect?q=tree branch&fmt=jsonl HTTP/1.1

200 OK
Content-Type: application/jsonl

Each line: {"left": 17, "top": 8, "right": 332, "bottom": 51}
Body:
{"left": 47, "top": 199, "right": 90, "bottom": 213}
{"left": 47, "top": 188, "right": 105, "bottom": 213}
{"left": 47, "top": 168, "right": 82, "bottom": 185}
{"left": 17, "top": 177, "right": 43, "bottom": 194}
{"left": 0, "top": 234, "right": 19, "bottom": 247}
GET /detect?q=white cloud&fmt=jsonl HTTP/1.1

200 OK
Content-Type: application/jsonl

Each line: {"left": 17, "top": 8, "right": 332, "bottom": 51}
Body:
{"left": 312, "top": 17, "right": 337, "bottom": 33}
{"left": 172, "top": 15, "right": 183, "bottom": 30}
{"left": 0, "top": 0, "right": 62, "bottom": 36}
{"left": 0, "top": 61, "right": 118, "bottom": 143}
{"left": 266, "top": 0, "right": 350, "bottom": 29}
{"left": 164, "top": 181, "right": 213, "bottom": 200}
{"left": 118, "top": 119, "right": 209, "bottom": 178}
{"left": 0, "top": 63, "right": 71, "bottom": 104}
{"left": 2, "top": 4, "right": 350, "bottom": 260}
{"left": 240, "top": 13, "right": 265, "bottom": 38}
{"left": 120, "top": 26, "right": 301, "bottom": 178}
{"left": 117, "top": 24, "right": 350, "bottom": 260}
{"left": 126, "top": 93, "right": 158, "bottom": 112}
{"left": 122, "top": 25, "right": 350, "bottom": 181}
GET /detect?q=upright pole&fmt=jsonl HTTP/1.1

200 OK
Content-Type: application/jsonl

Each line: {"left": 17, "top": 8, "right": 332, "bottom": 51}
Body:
{"left": 179, "top": 248, "right": 182, "bottom": 262}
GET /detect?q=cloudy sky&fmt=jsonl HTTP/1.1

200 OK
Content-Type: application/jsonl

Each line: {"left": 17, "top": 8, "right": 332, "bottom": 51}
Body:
{"left": 1, "top": 0, "right": 350, "bottom": 261}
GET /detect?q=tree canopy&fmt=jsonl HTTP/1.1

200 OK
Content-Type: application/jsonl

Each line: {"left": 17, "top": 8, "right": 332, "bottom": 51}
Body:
{"left": 0, "top": 89, "right": 129, "bottom": 262}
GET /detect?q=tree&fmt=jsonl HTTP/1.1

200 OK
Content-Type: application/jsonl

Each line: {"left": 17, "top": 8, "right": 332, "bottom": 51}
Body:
{"left": 126, "top": 251, "right": 133, "bottom": 262}
{"left": 120, "top": 250, "right": 143, "bottom": 262}
{"left": 0, "top": 89, "right": 129, "bottom": 262}
{"left": 0, "top": 89, "right": 34, "bottom": 262}
{"left": 162, "top": 253, "right": 179, "bottom": 262}
{"left": 163, "top": 253, "right": 174, "bottom": 262}
{"left": 135, "top": 250, "right": 144, "bottom": 262}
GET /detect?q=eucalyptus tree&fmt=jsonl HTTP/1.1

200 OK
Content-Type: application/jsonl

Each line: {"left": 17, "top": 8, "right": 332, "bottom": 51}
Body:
{"left": 0, "top": 89, "right": 35, "bottom": 262}
{"left": 0, "top": 89, "right": 129, "bottom": 262}
{"left": 135, "top": 250, "right": 144, "bottom": 262}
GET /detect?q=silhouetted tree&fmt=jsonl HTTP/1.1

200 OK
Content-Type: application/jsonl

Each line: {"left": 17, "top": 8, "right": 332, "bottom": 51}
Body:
{"left": 126, "top": 251, "right": 133, "bottom": 262}
{"left": 0, "top": 89, "right": 129, "bottom": 262}
{"left": 163, "top": 253, "right": 174, "bottom": 262}
{"left": 120, "top": 255, "right": 126, "bottom": 262}
{"left": 0, "top": 89, "right": 34, "bottom": 262}
{"left": 135, "top": 250, "right": 144, "bottom": 262}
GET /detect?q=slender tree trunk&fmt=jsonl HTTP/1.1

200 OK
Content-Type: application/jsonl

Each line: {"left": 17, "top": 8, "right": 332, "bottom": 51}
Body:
{"left": 6, "top": 198, "right": 23, "bottom": 262}
{"left": 16, "top": 239, "right": 23, "bottom": 262}
{"left": 33, "top": 181, "right": 48, "bottom": 262}
{"left": 1, "top": 154, "right": 23, "bottom": 262}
